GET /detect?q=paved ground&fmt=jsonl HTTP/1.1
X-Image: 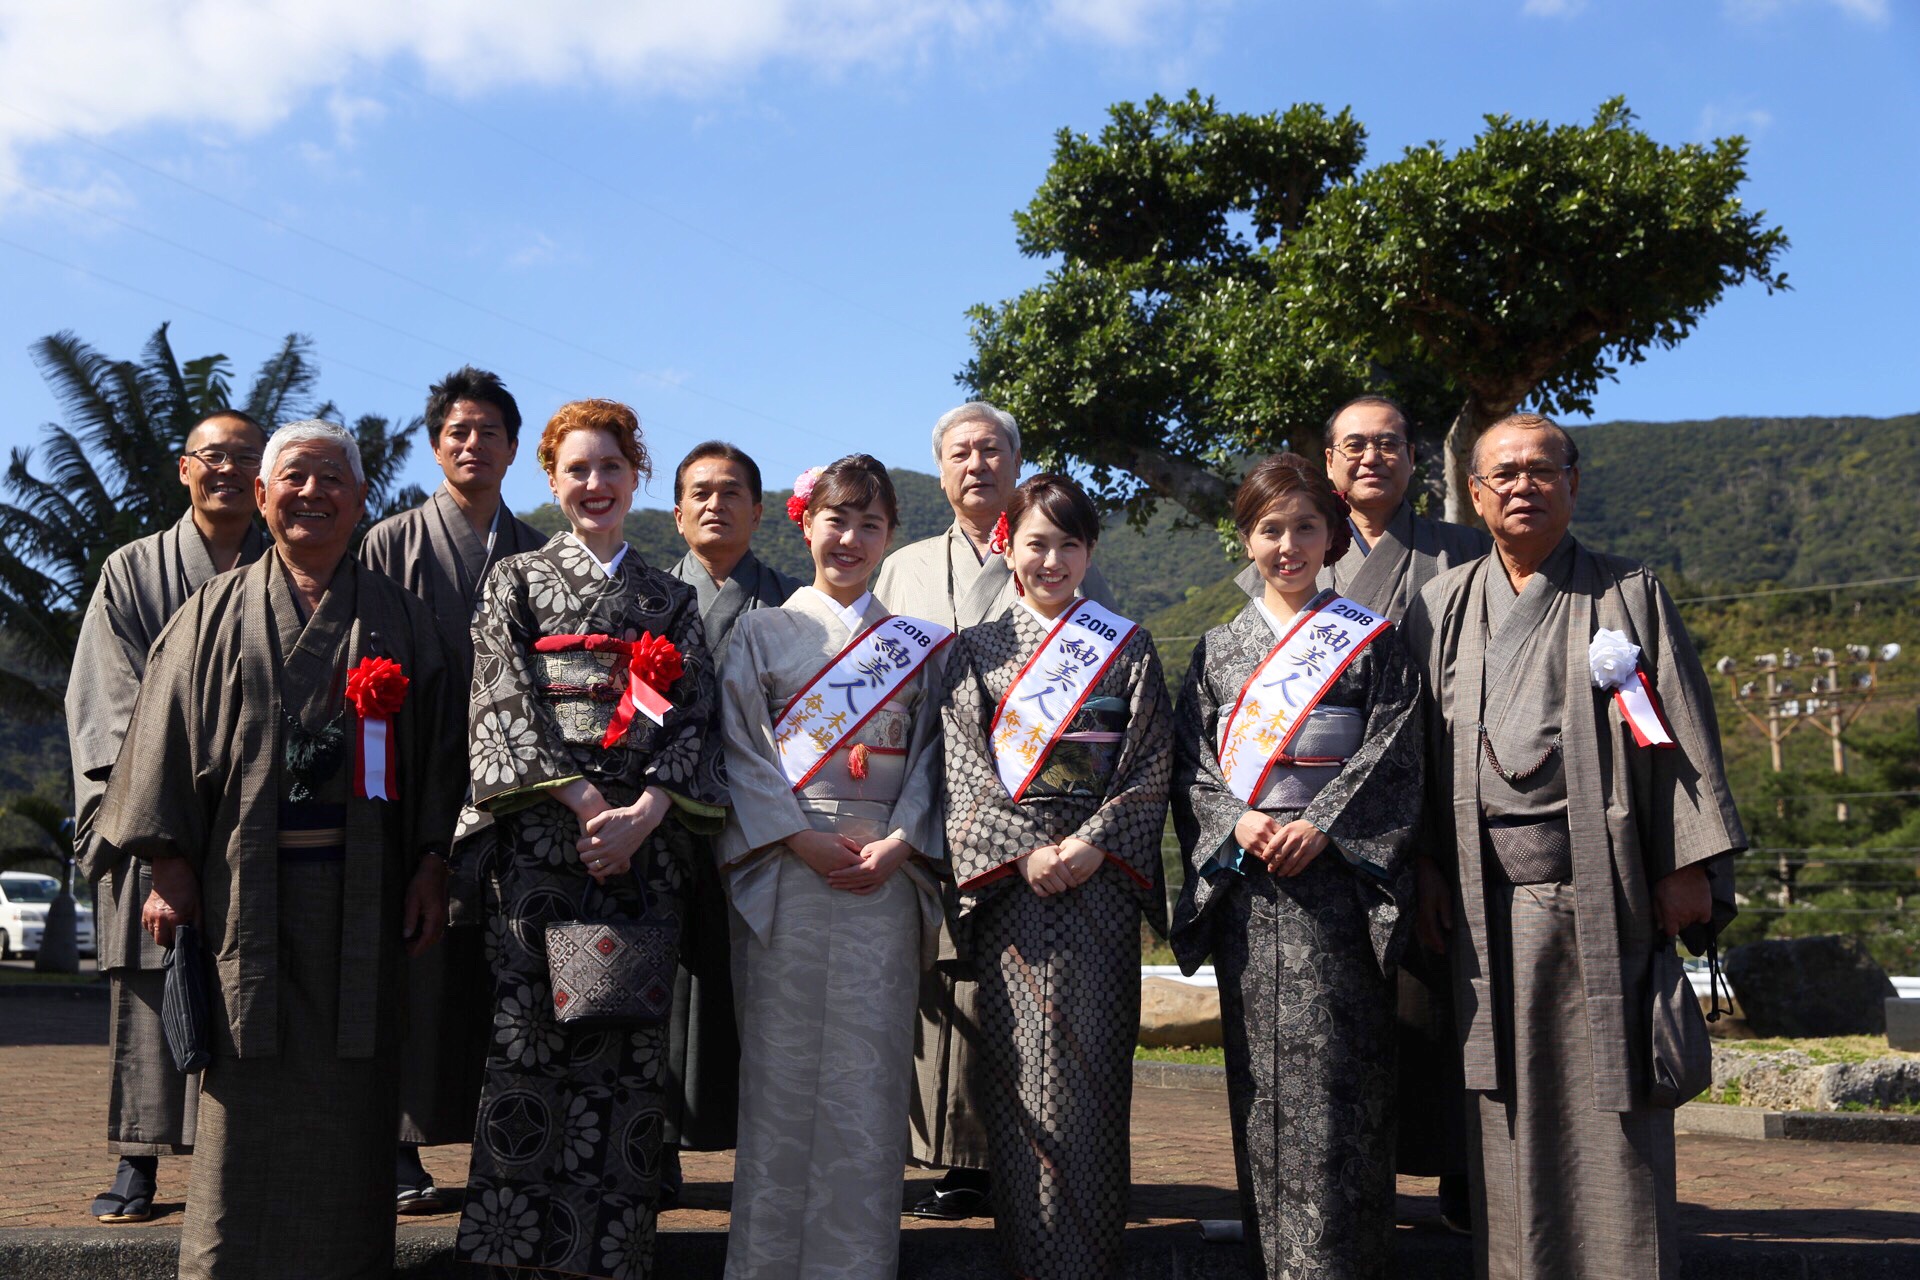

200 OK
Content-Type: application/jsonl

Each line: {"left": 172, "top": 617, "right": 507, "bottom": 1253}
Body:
{"left": 4, "top": 988, "right": 1919, "bottom": 1251}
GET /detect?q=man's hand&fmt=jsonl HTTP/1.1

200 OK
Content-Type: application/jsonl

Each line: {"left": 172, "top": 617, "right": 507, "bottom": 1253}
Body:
{"left": 578, "top": 786, "right": 671, "bottom": 882}
{"left": 1020, "top": 845, "right": 1072, "bottom": 897}
{"left": 1265, "top": 820, "right": 1329, "bottom": 878}
{"left": 403, "top": 857, "right": 450, "bottom": 957}
{"left": 1057, "top": 837, "right": 1106, "bottom": 886}
{"left": 1653, "top": 862, "right": 1713, "bottom": 939}
{"left": 1414, "top": 856, "right": 1454, "bottom": 955}
{"left": 787, "top": 829, "right": 863, "bottom": 879}
{"left": 142, "top": 857, "right": 200, "bottom": 947}
{"left": 827, "top": 837, "right": 915, "bottom": 895}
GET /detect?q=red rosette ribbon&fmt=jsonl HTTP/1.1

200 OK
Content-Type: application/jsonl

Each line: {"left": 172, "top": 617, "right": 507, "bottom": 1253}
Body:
{"left": 346, "top": 655, "right": 408, "bottom": 800}
{"left": 609, "top": 631, "right": 683, "bottom": 748}
{"left": 988, "top": 511, "right": 1010, "bottom": 555}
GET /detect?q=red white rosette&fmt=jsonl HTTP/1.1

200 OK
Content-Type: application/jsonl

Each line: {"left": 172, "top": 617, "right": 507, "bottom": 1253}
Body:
{"left": 614, "top": 631, "right": 683, "bottom": 742}
{"left": 1589, "top": 628, "right": 1675, "bottom": 749}
{"left": 346, "top": 655, "right": 409, "bottom": 799}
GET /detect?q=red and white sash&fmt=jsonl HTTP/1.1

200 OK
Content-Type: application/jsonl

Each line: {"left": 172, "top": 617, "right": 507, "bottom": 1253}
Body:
{"left": 773, "top": 614, "right": 953, "bottom": 789}
{"left": 987, "top": 599, "right": 1137, "bottom": 801}
{"left": 1217, "top": 596, "right": 1389, "bottom": 804}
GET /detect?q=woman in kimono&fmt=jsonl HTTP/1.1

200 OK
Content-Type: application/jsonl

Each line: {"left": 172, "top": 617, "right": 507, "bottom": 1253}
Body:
{"left": 941, "top": 474, "right": 1173, "bottom": 1280}
{"left": 717, "top": 454, "right": 948, "bottom": 1280}
{"left": 455, "top": 399, "right": 728, "bottom": 1280}
{"left": 1168, "top": 453, "right": 1422, "bottom": 1280}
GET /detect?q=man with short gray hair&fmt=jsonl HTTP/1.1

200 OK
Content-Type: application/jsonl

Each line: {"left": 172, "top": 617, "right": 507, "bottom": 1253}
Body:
{"left": 872, "top": 400, "right": 1114, "bottom": 1218}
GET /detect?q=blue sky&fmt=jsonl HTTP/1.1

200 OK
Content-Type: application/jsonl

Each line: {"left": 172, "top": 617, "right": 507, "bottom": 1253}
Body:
{"left": 0, "top": 0, "right": 1913, "bottom": 517}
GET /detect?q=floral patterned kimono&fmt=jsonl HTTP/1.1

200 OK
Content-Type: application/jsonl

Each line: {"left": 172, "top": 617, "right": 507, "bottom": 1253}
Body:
{"left": 454, "top": 534, "right": 727, "bottom": 1280}
{"left": 941, "top": 601, "right": 1173, "bottom": 1280}
{"left": 1168, "top": 592, "right": 1422, "bottom": 1280}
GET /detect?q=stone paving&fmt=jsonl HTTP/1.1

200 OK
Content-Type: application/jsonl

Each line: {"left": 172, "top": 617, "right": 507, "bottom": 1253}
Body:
{"left": 4, "top": 988, "right": 1919, "bottom": 1251}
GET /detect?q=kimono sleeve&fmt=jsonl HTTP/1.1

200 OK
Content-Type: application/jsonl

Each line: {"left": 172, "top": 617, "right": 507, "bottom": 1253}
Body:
{"left": 466, "top": 559, "right": 591, "bottom": 813}
{"left": 1401, "top": 580, "right": 1460, "bottom": 873}
{"left": 885, "top": 646, "right": 949, "bottom": 861}
{"left": 67, "top": 563, "right": 149, "bottom": 881}
{"left": 400, "top": 601, "right": 468, "bottom": 863}
{"left": 716, "top": 617, "right": 813, "bottom": 858}
{"left": 1166, "top": 632, "right": 1246, "bottom": 974}
{"left": 91, "top": 598, "right": 214, "bottom": 873}
{"left": 941, "top": 632, "right": 1054, "bottom": 896}
{"left": 1301, "top": 624, "right": 1424, "bottom": 883}
{"left": 1067, "top": 630, "right": 1174, "bottom": 900}
{"left": 639, "top": 586, "right": 728, "bottom": 832}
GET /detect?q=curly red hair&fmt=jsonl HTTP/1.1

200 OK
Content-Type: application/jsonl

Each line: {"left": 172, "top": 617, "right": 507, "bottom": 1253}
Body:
{"left": 537, "top": 399, "right": 652, "bottom": 479}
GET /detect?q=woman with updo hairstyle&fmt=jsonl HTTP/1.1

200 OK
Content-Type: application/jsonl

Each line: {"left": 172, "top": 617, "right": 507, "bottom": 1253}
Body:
{"left": 1166, "top": 451, "right": 1424, "bottom": 1280}
{"left": 936, "top": 472, "right": 1173, "bottom": 1279}
{"left": 715, "top": 453, "right": 951, "bottom": 1280}
{"left": 456, "top": 398, "right": 728, "bottom": 1280}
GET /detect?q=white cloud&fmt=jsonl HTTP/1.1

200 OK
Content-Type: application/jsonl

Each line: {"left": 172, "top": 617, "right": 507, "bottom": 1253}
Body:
{"left": 1722, "top": 0, "right": 1889, "bottom": 22}
{"left": 506, "top": 232, "right": 561, "bottom": 269}
{"left": 0, "top": 0, "right": 1191, "bottom": 201}
{"left": 1697, "top": 102, "right": 1775, "bottom": 139}
{"left": 1521, "top": 0, "right": 1587, "bottom": 17}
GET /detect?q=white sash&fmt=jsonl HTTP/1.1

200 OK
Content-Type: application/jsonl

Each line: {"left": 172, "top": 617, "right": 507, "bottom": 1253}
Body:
{"left": 987, "top": 599, "right": 1138, "bottom": 801}
{"left": 773, "top": 614, "right": 953, "bottom": 789}
{"left": 1217, "top": 595, "right": 1390, "bottom": 804}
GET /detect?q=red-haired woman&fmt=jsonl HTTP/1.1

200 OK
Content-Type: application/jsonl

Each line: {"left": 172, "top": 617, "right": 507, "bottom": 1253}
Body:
{"left": 456, "top": 400, "right": 728, "bottom": 1280}
{"left": 716, "top": 455, "right": 950, "bottom": 1280}
{"left": 1168, "top": 453, "right": 1423, "bottom": 1280}
{"left": 939, "top": 473, "right": 1173, "bottom": 1280}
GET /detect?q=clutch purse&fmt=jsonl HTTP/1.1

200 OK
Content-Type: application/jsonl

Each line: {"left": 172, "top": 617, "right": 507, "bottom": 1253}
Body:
{"left": 545, "top": 875, "right": 679, "bottom": 1030}
{"left": 162, "top": 923, "right": 213, "bottom": 1074}
{"left": 1646, "top": 939, "right": 1714, "bottom": 1109}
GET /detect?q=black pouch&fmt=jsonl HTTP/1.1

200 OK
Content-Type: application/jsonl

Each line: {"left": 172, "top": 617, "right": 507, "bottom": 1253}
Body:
{"left": 162, "top": 923, "right": 213, "bottom": 1074}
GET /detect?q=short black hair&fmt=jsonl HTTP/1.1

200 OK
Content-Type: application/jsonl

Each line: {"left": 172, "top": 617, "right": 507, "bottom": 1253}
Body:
{"left": 426, "top": 365, "right": 521, "bottom": 446}
{"left": 188, "top": 408, "right": 269, "bottom": 449}
{"left": 674, "top": 441, "right": 764, "bottom": 504}
{"left": 1322, "top": 395, "right": 1412, "bottom": 450}
{"left": 809, "top": 454, "right": 898, "bottom": 528}
{"left": 1006, "top": 474, "right": 1101, "bottom": 546}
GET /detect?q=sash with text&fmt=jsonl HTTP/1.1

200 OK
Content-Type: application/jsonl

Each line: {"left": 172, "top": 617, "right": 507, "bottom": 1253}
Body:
{"left": 988, "top": 599, "right": 1138, "bottom": 801}
{"left": 773, "top": 614, "right": 953, "bottom": 789}
{"left": 1217, "top": 595, "right": 1390, "bottom": 804}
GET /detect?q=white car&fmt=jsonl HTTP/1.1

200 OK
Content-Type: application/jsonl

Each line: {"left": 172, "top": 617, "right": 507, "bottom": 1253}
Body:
{"left": 0, "top": 871, "right": 96, "bottom": 960}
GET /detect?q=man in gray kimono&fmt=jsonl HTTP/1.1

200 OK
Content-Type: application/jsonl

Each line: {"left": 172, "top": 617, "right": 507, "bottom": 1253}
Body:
{"left": 96, "top": 421, "right": 464, "bottom": 1279}
{"left": 1237, "top": 394, "right": 1489, "bottom": 1229}
{"left": 71, "top": 409, "right": 271, "bottom": 1223}
{"left": 1404, "top": 413, "right": 1743, "bottom": 1280}
{"left": 360, "top": 365, "right": 543, "bottom": 1211}
{"left": 871, "top": 400, "right": 1114, "bottom": 1219}
{"left": 661, "top": 440, "right": 799, "bottom": 1203}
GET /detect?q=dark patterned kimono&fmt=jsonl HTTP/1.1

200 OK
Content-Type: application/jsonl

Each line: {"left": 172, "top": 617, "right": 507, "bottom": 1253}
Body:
{"left": 1168, "top": 594, "right": 1423, "bottom": 1280}
{"left": 454, "top": 535, "right": 727, "bottom": 1280}
{"left": 942, "top": 603, "right": 1172, "bottom": 1280}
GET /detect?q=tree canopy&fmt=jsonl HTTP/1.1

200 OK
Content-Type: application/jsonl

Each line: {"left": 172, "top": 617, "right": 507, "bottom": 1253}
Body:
{"left": 964, "top": 93, "right": 1790, "bottom": 525}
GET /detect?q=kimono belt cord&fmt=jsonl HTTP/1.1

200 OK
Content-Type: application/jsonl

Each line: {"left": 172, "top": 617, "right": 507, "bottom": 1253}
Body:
{"left": 530, "top": 632, "right": 673, "bottom": 748}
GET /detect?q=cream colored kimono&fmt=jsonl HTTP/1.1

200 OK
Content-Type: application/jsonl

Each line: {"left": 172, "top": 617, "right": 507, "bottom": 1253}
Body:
{"left": 718, "top": 586, "right": 945, "bottom": 1280}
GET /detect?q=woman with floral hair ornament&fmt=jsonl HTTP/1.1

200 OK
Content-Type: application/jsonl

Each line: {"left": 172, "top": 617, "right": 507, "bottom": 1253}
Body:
{"left": 717, "top": 455, "right": 952, "bottom": 1280}
{"left": 455, "top": 399, "right": 728, "bottom": 1280}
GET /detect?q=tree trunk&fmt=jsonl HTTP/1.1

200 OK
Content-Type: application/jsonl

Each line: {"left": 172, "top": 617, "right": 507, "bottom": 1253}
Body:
{"left": 1442, "top": 396, "right": 1514, "bottom": 528}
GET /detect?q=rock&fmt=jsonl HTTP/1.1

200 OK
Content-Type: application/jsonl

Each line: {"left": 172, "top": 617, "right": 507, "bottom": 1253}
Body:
{"left": 1818, "top": 1059, "right": 1920, "bottom": 1111}
{"left": 1888, "top": 999, "right": 1920, "bottom": 1052}
{"left": 1721, "top": 935, "right": 1897, "bottom": 1038}
{"left": 1711, "top": 1044, "right": 1824, "bottom": 1110}
{"left": 1138, "top": 978, "right": 1222, "bottom": 1048}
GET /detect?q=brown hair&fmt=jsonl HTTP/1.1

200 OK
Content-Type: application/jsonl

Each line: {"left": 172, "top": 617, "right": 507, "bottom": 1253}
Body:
{"left": 1232, "top": 452, "right": 1352, "bottom": 563}
{"left": 537, "top": 399, "right": 652, "bottom": 479}
{"left": 808, "top": 453, "right": 897, "bottom": 527}
{"left": 1006, "top": 473, "right": 1100, "bottom": 546}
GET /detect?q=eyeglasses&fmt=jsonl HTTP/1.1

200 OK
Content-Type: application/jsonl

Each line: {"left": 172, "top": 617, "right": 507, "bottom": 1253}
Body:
{"left": 183, "top": 448, "right": 263, "bottom": 471}
{"left": 1471, "top": 464, "right": 1573, "bottom": 494}
{"left": 1333, "top": 434, "right": 1407, "bottom": 460}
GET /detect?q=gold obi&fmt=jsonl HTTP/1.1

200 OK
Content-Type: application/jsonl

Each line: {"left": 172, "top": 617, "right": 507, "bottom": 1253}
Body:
{"left": 530, "top": 647, "right": 626, "bottom": 747}
{"left": 796, "top": 702, "right": 913, "bottom": 807}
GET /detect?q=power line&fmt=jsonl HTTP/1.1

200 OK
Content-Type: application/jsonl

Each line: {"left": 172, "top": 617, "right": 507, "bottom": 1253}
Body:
{"left": 1674, "top": 574, "right": 1920, "bottom": 604}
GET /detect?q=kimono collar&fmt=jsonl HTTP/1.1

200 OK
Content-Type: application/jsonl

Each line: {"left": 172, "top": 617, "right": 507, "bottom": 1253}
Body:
{"left": 1015, "top": 594, "right": 1079, "bottom": 629}
{"left": 1251, "top": 588, "right": 1335, "bottom": 642}
{"left": 565, "top": 532, "right": 629, "bottom": 578}
{"left": 797, "top": 584, "right": 872, "bottom": 635}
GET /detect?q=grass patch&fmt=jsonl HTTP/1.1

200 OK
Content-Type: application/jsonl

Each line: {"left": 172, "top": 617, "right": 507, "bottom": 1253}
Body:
{"left": 0, "top": 968, "right": 104, "bottom": 987}
{"left": 1728, "top": 1035, "right": 1920, "bottom": 1065}
{"left": 1836, "top": 1099, "right": 1920, "bottom": 1115}
{"left": 1709, "top": 1078, "right": 1744, "bottom": 1106}
{"left": 1135, "top": 1045, "right": 1225, "bottom": 1067}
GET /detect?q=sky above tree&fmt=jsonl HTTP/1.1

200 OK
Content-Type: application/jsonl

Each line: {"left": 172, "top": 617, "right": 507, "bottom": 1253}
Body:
{"left": 0, "top": 0, "right": 1911, "bottom": 517}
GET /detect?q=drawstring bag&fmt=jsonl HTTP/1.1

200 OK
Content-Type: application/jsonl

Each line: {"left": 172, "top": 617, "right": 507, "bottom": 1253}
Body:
{"left": 162, "top": 923, "right": 213, "bottom": 1074}
{"left": 1647, "top": 937, "right": 1716, "bottom": 1109}
{"left": 545, "top": 873, "right": 678, "bottom": 1030}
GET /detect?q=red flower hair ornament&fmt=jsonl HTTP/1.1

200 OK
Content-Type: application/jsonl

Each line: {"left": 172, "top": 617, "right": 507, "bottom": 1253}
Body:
{"left": 987, "top": 511, "right": 1010, "bottom": 555}
{"left": 786, "top": 466, "right": 825, "bottom": 529}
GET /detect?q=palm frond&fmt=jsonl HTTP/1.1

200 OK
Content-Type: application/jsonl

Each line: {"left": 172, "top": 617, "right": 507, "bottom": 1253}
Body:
{"left": 246, "top": 333, "right": 319, "bottom": 427}
{"left": 182, "top": 353, "right": 235, "bottom": 418}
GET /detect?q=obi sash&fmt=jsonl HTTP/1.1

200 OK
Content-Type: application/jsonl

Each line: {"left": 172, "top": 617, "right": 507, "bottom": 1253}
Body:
{"left": 773, "top": 614, "right": 952, "bottom": 789}
{"left": 530, "top": 631, "right": 680, "bottom": 749}
{"left": 988, "top": 599, "right": 1137, "bottom": 801}
{"left": 1217, "top": 595, "right": 1389, "bottom": 805}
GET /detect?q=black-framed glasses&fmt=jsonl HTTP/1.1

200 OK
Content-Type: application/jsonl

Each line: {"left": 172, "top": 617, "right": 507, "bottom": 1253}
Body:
{"left": 1471, "top": 463, "right": 1573, "bottom": 495}
{"left": 1333, "top": 434, "right": 1407, "bottom": 460}
{"left": 183, "top": 447, "right": 263, "bottom": 471}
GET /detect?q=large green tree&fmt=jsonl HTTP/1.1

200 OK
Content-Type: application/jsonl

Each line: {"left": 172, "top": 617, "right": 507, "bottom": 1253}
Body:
{"left": 966, "top": 95, "right": 1789, "bottom": 525}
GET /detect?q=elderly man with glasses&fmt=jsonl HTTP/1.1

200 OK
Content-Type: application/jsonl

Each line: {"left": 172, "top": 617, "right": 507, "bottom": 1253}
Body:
{"left": 70, "top": 409, "right": 272, "bottom": 1224}
{"left": 1404, "top": 413, "right": 1744, "bottom": 1280}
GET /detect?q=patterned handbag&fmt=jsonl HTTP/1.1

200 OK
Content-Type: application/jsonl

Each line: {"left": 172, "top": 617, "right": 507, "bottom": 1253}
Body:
{"left": 544, "top": 875, "right": 679, "bottom": 1030}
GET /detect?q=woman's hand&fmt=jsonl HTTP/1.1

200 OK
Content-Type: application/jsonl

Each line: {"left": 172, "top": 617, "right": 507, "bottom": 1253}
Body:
{"left": 1264, "top": 819, "right": 1329, "bottom": 877}
{"left": 1057, "top": 837, "right": 1107, "bottom": 887}
{"left": 786, "top": 828, "right": 863, "bottom": 879}
{"left": 1233, "top": 810, "right": 1281, "bottom": 864}
{"left": 1020, "top": 845, "right": 1072, "bottom": 897}
{"left": 577, "top": 786, "right": 671, "bottom": 882}
{"left": 827, "top": 837, "right": 915, "bottom": 895}
{"left": 554, "top": 778, "right": 611, "bottom": 828}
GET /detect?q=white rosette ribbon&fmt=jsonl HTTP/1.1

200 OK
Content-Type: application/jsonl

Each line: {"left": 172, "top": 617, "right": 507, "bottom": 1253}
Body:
{"left": 1588, "top": 627, "right": 1674, "bottom": 748}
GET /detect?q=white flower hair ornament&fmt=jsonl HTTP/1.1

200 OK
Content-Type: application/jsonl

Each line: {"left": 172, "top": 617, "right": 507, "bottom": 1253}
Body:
{"left": 1589, "top": 627, "right": 1675, "bottom": 748}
